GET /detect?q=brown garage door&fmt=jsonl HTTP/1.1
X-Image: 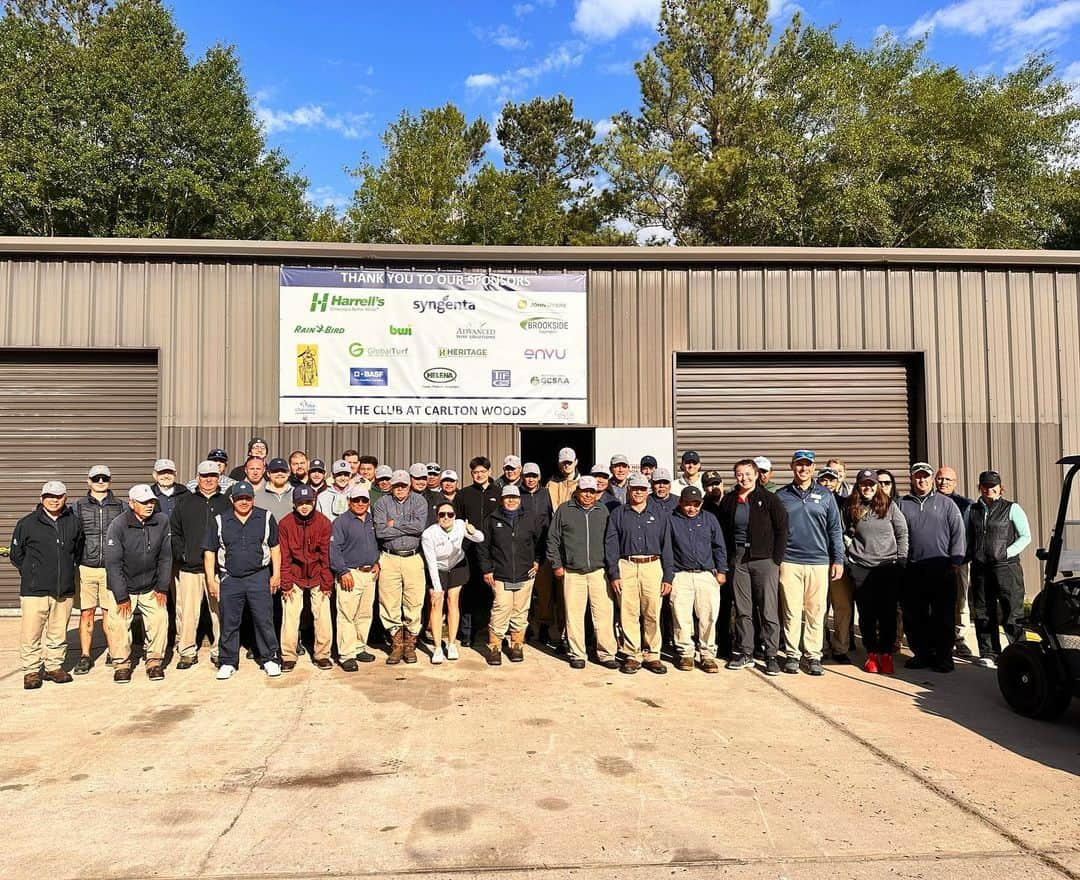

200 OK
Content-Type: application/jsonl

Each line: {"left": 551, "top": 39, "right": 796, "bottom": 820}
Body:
{"left": 674, "top": 355, "right": 916, "bottom": 487}
{"left": 0, "top": 350, "right": 158, "bottom": 609}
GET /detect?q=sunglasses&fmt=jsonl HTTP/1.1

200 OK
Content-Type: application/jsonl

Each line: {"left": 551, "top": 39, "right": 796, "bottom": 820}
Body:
{"left": 437, "top": 511, "right": 455, "bottom": 518}
{"left": 879, "top": 479, "right": 893, "bottom": 485}
{"left": 90, "top": 475, "right": 110, "bottom": 483}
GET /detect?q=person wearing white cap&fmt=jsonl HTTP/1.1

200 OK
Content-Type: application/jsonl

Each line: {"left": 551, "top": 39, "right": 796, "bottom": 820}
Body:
{"left": 609, "top": 454, "right": 631, "bottom": 504}
{"left": 317, "top": 460, "right": 355, "bottom": 521}
{"left": 520, "top": 462, "right": 556, "bottom": 644}
{"left": 421, "top": 499, "right": 484, "bottom": 663}
{"left": 150, "top": 459, "right": 188, "bottom": 518}
{"left": 408, "top": 462, "right": 440, "bottom": 516}
{"left": 754, "top": 457, "right": 780, "bottom": 493}
{"left": 12, "top": 481, "right": 84, "bottom": 690}
{"left": 546, "top": 447, "right": 580, "bottom": 510}
{"left": 73, "top": 464, "right": 124, "bottom": 676}
{"left": 425, "top": 462, "right": 443, "bottom": 492}
{"left": 104, "top": 485, "right": 173, "bottom": 683}
{"left": 370, "top": 464, "right": 393, "bottom": 506}
{"left": 649, "top": 468, "right": 678, "bottom": 516}
{"left": 495, "top": 455, "right": 523, "bottom": 490}
{"left": 330, "top": 483, "right": 382, "bottom": 669}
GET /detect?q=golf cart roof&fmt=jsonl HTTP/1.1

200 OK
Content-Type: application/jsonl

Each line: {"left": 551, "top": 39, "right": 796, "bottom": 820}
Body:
{"left": 1058, "top": 455, "right": 1080, "bottom": 466}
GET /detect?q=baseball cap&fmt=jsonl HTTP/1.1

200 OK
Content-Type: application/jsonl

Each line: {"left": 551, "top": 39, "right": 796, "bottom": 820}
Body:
{"left": 501, "top": 484, "right": 521, "bottom": 497}
{"left": 590, "top": 463, "right": 610, "bottom": 477}
{"left": 88, "top": 464, "right": 111, "bottom": 479}
{"left": 628, "top": 473, "right": 651, "bottom": 489}
{"left": 197, "top": 460, "right": 219, "bottom": 476}
{"left": 390, "top": 469, "right": 410, "bottom": 486}
{"left": 610, "top": 454, "right": 630, "bottom": 466}
{"left": 230, "top": 481, "right": 255, "bottom": 499}
{"left": 129, "top": 484, "right": 155, "bottom": 503}
{"left": 153, "top": 459, "right": 176, "bottom": 473}
{"left": 207, "top": 448, "right": 229, "bottom": 463}
{"left": 703, "top": 469, "right": 723, "bottom": 486}
{"left": 679, "top": 486, "right": 703, "bottom": 502}
{"left": 375, "top": 465, "right": 393, "bottom": 480}
{"left": 754, "top": 456, "right": 772, "bottom": 472}
{"left": 332, "top": 459, "right": 351, "bottom": 476}
{"left": 408, "top": 462, "right": 428, "bottom": 479}
{"left": 308, "top": 458, "right": 326, "bottom": 473}
{"left": 681, "top": 450, "right": 700, "bottom": 464}
{"left": 910, "top": 462, "right": 934, "bottom": 476}
{"left": 266, "top": 457, "right": 289, "bottom": 473}
{"left": 503, "top": 455, "right": 522, "bottom": 470}
{"left": 347, "top": 483, "right": 370, "bottom": 500}
{"left": 558, "top": 447, "right": 576, "bottom": 463}
{"left": 792, "top": 450, "right": 815, "bottom": 463}
{"left": 855, "top": 469, "right": 879, "bottom": 485}
{"left": 651, "top": 467, "right": 672, "bottom": 483}
{"left": 522, "top": 462, "right": 541, "bottom": 477}
{"left": 426, "top": 462, "right": 442, "bottom": 475}
{"left": 440, "top": 469, "right": 459, "bottom": 482}
{"left": 978, "top": 470, "right": 1002, "bottom": 487}
{"left": 292, "top": 485, "right": 315, "bottom": 504}
{"left": 640, "top": 455, "right": 658, "bottom": 468}
{"left": 41, "top": 480, "right": 67, "bottom": 497}
{"left": 577, "top": 475, "right": 598, "bottom": 491}
{"left": 818, "top": 468, "right": 839, "bottom": 480}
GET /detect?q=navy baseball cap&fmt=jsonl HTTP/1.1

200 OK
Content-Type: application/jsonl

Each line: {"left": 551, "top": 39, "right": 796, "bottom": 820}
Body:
{"left": 230, "top": 481, "right": 255, "bottom": 499}
{"left": 267, "top": 457, "right": 289, "bottom": 472}
{"left": 292, "top": 485, "right": 315, "bottom": 504}
{"left": 640, "top": 455, "right": 658, "bottom": 468}
{"left": 207, "top": 448, "right": 229, "bottom": 463}
{"left": 308, "top": 459, "right": 326, "bottom": 473}
{"left": 681, "top": 450, "right": 700, "bottom": 464}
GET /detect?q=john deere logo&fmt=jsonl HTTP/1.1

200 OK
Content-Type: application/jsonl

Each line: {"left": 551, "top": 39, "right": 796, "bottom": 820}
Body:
{"left": 517, "top": 298, "right": 529, "bottom": 310}
{"left": 296, "top": 345, "right": 319, "bottom": 387}
{"left": 424, "top": 367, "right": 457, "bottom": 384}
{"left": 310, "top": 292, "right": 330, "bottom": 313}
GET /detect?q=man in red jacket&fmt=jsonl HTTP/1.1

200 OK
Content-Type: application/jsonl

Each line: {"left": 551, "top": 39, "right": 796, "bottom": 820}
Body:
{"left": 277, "top": 485, "right": 333, "bottom": 670}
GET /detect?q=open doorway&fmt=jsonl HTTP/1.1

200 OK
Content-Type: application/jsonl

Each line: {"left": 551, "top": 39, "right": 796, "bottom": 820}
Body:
{"left": 519, "top": 427, "right": 595, "bottom": 481}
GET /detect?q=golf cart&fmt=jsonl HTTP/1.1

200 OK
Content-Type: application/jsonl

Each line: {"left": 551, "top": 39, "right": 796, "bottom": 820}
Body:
{"left": 997, "top": 456, "right": 1080, "bottom": 719}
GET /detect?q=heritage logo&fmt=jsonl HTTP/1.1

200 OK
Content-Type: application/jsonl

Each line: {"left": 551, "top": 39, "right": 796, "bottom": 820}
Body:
{"left": 424, "top": 367, "right": 457, "bottom": 384}
{"left": 520, "top": 316, "right": 569, "bottom": 333}
{"left": 310, "top": 292, "right": 385, "bottom": 313}
{"left": 438, "top": 347, "right": 487, "bottom": 358}
{"left": 349, "top": 367, "right": 388, "bottom": 387}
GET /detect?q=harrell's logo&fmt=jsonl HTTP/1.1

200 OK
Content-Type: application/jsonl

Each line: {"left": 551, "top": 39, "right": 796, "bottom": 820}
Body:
{"left": 310, "top": 292, "right": 330, "bottom": 313}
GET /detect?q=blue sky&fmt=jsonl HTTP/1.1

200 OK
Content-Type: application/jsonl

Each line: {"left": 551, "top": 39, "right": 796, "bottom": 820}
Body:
{"left": 170, "top": 0, "right": 1080, "bottom": 214}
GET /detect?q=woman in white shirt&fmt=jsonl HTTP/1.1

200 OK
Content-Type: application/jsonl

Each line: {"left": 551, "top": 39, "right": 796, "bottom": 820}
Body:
{"left": 422, "top": 502, "right": 483, "bottom": 663}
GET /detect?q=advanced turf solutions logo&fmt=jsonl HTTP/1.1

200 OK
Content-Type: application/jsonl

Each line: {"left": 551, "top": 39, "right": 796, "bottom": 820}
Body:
{"left": 309, "top": 291, "right": 385, "bottom": 313}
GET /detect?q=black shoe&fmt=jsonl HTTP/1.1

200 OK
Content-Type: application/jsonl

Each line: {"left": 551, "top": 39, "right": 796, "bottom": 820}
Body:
{"left": 808, "top": 659, "right": 824, "bottom": 676}
{"left": 105, "top": 654, "right": 115, "bottom": 667}
{"left": 557, "top": 637, "right": 569, "bottom": 655}
{"left": 782, "top": 657, "right": 800, "bottom": 674}
{"left": 764, "top": 657, "right": 781, "bottom": 676}
{"left": 599, "top": 659, "right": 620, "bottom": 669}
{"left": 245, "top": 649, "right": 255, "bottom": 660}
{"left": 356, "top": 650, "right": 376, "bottom": 663}
{"left": 73, "top": 655, "right": 92, "bottom": 675}
{"left": 906, "top": 655, "right": 931, "bottom": 670}
{"left": 176, "top": 655, "right": 198, "bottom": 670}
{"left": 752, "top": 648, "right": 765, "bottom": 661}
{"left": 569, "top": 658, "right": 586, "bottom": 669}
{"left": 340, "top": 658, "right": 358, "bottom": 672}
{"left": 487, "top": 648, "right": 502, "bottom": 666}
{"left": 932, "top": 660, "right": 955, "bottom": 673}
{"left": 726, "top": 655, "right": 754, "bottom": 671}
{"left": 210, "top": 655, "right": 221, "bottom": 668}
{"left": 831, "top": 653, "right": 852, "bottom": 665}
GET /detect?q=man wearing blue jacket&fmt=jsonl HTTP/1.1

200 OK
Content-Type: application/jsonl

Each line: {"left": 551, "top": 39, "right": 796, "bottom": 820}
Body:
{"left": 606, "top": 474, "right": 674, "bottom": 675}
{"left": 776, "top": 450, "right": 845, "bottom": 676}
{"left": 899, "top": 462, "right": 967, "bottom": 672}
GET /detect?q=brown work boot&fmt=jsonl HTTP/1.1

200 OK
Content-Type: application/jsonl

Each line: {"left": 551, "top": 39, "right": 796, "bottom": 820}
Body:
{"left": 402, "top": 630, "right": 418, "bottom": 664}
{"left": 507, "top": 629, "right": 525, "bottom": 662}
{"left": 621, "top": 658, "right": 641, "bottom": 675}
{"left": 701, "top": 657, "right": 720, "bottom": 674}
{"left": 487, "top": 634, "right": 503, "bottom": 666}
{"left": 675, "top": 655, "right": 694, "bottom": 672}
{"left": 386, "top": 628, "right": 404, "bottom": 665}
{"left": 23, "top": 671, "right": 42, "bottom": 690}
{"left": 44, "top": 668, "right": 73, "bottom": 684}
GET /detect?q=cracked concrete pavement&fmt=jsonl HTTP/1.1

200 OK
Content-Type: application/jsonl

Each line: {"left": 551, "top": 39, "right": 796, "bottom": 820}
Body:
{"left": 0, "top": 618, "right": 1077, "bottom": 880}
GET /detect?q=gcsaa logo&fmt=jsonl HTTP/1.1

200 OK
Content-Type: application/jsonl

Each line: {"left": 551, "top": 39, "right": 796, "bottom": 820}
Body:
{"left": 424, "top": 367, "right": 457, "bottom": 384}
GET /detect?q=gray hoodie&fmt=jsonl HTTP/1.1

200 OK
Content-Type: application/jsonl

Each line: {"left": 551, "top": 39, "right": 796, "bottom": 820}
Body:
{"left": 843, "top": 499, "right": 909, "bottom": 568}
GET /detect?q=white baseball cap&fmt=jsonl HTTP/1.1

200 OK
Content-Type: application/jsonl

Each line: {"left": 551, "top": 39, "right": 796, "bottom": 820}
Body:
{"left": 440, "top": 469, "right": 459, "bottom": 482}
{"left": 754, "top": 456, "right": 772, "bottom": 471}
{"left": 41, "top": 480, "right": 67, "bottom": 496}
{"left": 129, "top": 484, "right": 155, "bottom": 503}
{"left": 558, "top": 447, "right": 576, "bottom": 463}
{"left": 88, "top": 464, "right": 111, "bottom": 479}
{"left": 503, "top": 455, "right": 522, "bottom": 469}
{"left": 153, "top": 459, "right": 176, "bottom": 473}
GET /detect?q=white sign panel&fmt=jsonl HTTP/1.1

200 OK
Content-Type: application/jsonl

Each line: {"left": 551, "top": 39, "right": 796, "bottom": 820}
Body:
{"left": 279, "top": 267, "right": 588, "bottom": 424}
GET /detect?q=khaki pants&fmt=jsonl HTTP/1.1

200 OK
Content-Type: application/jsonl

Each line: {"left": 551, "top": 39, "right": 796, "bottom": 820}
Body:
{"left": 490, "top": 579, "right": 535, "bottom": 642}
{"left": 378, "top": 552, "right": 425, "bottom": 635}
{"left": 77, "top": 565, "right": 112, "bottom": 610}
{"left": 337, "top": 570, "right": 377, "bottom": 657}
{"left": 779, "top": 562, "right": 829, "bottom": 661}
{"left": 110, "top": 591, "right": 168, "bottom": 670}
{"left": 955, "top": 563, "right": 972, "bottom": 647}
{"left": 563, "top": 570, "right": 617, "bottom": 662}
{"left": 618, "top": 559, "right": 663, "bottom": 662}
{"left": 829, "top": 573, "right": 855, "bottom": 656}
{"left": 671, "top": 571, "right": 721, "bottom": 660}
{"left": 281, "top": 587, "right": 332, "bottom": 662}
{"left": 529, "top": 562, "right": 564, "bottom": 636}
{"left": 20, "top": 595, "right": 74, "bottom": 673}
{"left": 175, "top": 570, "right": 221, "bottom": 660}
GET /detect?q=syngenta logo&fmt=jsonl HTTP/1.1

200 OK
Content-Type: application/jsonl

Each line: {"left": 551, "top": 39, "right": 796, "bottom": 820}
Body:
{"left": 424, "top": 367, "right": 457, "bottom": 383}
{"left": 310, "top": 292, "right": 385, "bottom": 312}
{"left": 413, "top": 295, "right": 477, "bottom": 315}
{"left": 520, "top": 316, "right": 569, "bottom": 333}
{"left": 523, "top": 347, "right": 567, "bottom": 360}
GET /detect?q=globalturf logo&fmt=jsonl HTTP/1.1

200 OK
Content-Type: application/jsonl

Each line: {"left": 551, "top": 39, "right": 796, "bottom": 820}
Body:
{"left": 349, "top": 342, "right": 409, "bottom": 358}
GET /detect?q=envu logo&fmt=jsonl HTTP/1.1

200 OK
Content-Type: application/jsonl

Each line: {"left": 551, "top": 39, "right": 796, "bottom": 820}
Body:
{"left": 523, "top": 348, "right": 567, "bottom": 360}
{"left": 390, "top": 325, "right": 412, "bottom": 336}
{"left": 310, "top": 292, "right": 330, "bottom": 313}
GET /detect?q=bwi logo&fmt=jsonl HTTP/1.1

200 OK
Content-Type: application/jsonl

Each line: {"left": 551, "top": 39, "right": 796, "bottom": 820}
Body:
{"left": 310, "top": 292, "right": 330, "bottom": 313}
{"left": 296, "top": 345, "right": 319, "bottom": 387}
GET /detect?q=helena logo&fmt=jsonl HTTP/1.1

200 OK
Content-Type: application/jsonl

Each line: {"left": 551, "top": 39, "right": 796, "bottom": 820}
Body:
{"left": 424, "top": 367, "right": 457, "bottom": 383}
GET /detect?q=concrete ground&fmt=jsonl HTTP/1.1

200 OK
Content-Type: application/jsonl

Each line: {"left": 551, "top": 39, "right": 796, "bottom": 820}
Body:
{"left": 1, "top": 618, "right": 1078, "bottom": 880}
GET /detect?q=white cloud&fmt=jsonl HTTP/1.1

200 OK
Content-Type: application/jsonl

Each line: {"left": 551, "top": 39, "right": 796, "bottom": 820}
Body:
{"left": 907, "top": 0, "right": 1028, "bottom": 37}
{"left": 572, "top": 0, "right": 659, "bottom": 41}
{"left": 600, "top": 59, "right": 635, "bottom": 75}
{"left": 514, "top": 3, "right": 534, "bottom": 15}
{"left": 768, "top": 0, "right": 802, "bottom": 20}
{"left": 307, "top": 186, "right": 352, "bottom": 211}
{"left": 256, "top": 102, "right": 372, "bottom": 140}
{"left": 1012, "top": 0, "right": 1080, "bottom": 34}
{"left": 473, "top": 24, "right": 529, "bottom": 50}
{"left": 464, "top": 42, "right": 587, "bottom": 100}
{"left": 594, "top": 117, "right": 617, "bottom": 138}
{"left": 1064, "top": 59, "right": 1080, "bottom": 79}
{"left": 466, "top": 73, "right": 500, "bottom": 89}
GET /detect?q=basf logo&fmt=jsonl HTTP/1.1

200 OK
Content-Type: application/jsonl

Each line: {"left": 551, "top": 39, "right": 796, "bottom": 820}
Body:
{"left": 349, "top": 367, "right": 389, "bottom": 387}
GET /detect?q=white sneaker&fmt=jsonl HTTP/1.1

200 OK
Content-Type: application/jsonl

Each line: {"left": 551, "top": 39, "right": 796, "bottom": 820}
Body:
{"left": 445, "top": 642, "right": 460, "bottom": 661}
{"left": 216, "top": 664, "right": 236, "bottom": 680}
{"left": 974, "top": 656, "right": 997, "bottom": 669}
{"left": 264, "top": 660, "right": 282, "bottom": 677}
{"left": 431, "top": 647, "right": 445, "bottom": 665}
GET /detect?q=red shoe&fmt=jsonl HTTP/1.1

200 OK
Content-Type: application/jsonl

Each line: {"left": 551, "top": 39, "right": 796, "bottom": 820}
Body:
{"left": 863, "top": 653, "right": 879, "bottom": 674}
{"left": 879, "top": 653, "right": 894, "bottom": 675}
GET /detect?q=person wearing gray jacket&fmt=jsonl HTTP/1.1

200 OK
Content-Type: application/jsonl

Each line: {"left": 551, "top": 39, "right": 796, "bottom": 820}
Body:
{"left": 840, "top": 470, "right": 908, "bottom": 675}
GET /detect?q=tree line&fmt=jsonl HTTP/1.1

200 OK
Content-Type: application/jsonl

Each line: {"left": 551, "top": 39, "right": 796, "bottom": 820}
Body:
{"left": 1, "top": 0, "right": 1077, "bottom": 248}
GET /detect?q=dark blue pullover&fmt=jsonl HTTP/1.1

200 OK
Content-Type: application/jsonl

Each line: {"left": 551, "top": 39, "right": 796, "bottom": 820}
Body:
{"left": 669, "top": 508, "right": 728, "bottom": 573}
{"left": 776, "top": 483, "right": 844, "bottom": 565}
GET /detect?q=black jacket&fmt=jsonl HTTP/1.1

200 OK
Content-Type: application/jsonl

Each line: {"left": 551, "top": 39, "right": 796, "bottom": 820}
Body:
{"left": 716, "top": 487, "right": 789, "bottom": 565}
{"left": 454, "top": 482, "right": 502, "bottom": 528}
{"left": 170, "top": 489, "right": 231, "bottom": 572}
{"left": 476, "top": 508, "right": 545, "bottom": 582}
{"left": 75, "top": 491, "right": 124, "bottom": 567}
{"left": 9, "top": 504, "right": 84, "bottom": 598}
{"left": 151, "top": 482, "right": 188, "bottom": 519}
{"left": 104, "top": 509, "right": 173, "bottom": 602}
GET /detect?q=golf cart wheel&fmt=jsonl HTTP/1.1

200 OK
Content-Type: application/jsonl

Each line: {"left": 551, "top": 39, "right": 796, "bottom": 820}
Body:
{"left": 997, "top": 642, "right": 1070, "bottom": 720}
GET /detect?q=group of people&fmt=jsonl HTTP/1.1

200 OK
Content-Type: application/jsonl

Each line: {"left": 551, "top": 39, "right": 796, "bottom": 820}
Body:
{"left": 13, "top": 438, "right": 1030, "bottom": 690}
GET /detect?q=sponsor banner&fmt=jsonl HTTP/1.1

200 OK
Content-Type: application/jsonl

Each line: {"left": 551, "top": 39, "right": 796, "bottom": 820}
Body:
{"left": 280, "top": 267, "right": 587, "bottom": 424}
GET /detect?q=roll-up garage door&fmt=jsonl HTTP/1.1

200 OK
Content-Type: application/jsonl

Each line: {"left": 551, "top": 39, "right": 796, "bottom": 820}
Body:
{"left": 674, "top": 355, "right": 915, "bottom": 485}
{"left": 0, "top": 350, "right": 158, "bottom": 609}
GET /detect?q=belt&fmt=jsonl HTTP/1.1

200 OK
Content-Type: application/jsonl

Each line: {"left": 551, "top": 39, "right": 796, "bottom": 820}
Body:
{"left": 626, "top": 555, "right": 659, "bottom": 563}
{"left": 386, "top": 549, "right": 418, "bottom": 558}
{"left": 679, "top": 569, "right": 713, "bottom": 574}
{"left": 354, "top": 565, "right": 375, "bottom": 573}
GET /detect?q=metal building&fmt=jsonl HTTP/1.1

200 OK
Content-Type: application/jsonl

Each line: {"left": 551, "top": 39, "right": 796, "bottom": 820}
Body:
{"left": 1, "top": 237, "right": 1078, "bottom": 607}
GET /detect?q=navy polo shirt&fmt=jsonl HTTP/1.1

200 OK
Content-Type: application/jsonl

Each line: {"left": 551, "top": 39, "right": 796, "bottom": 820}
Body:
{"left": 203, "top": 507, "right": 279, "bottom": 577}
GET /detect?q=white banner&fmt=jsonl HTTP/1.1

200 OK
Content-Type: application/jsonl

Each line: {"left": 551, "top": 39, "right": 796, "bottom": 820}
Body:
{"left": 279, "top": 267, "right": 588, "bottom": 424}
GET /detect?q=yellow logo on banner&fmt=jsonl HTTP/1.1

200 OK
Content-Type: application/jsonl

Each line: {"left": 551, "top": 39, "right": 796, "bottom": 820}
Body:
{"left": 297, "top": 344, "right": 319, "bottom": 387}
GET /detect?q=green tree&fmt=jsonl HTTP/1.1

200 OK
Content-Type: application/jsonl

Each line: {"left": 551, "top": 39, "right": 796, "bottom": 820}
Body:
{"left": 0, "top": 0, "right": 315, "bottom": 238}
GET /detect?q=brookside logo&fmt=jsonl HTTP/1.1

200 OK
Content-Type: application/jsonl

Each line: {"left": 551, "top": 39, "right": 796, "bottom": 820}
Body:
{"left": 413, "top": 295, "right": 477, "bottom": 315}
{"left": 423, "top": 367, "right": 457, "bottom": 384}
{"left": 520, "top": 316, "right": 569, "bottom": 334}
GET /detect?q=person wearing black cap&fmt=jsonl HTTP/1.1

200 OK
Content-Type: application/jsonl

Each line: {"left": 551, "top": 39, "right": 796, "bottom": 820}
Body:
{"left": 966, "top": 470, "right": 1031, "bottom": 668}
{"left": 229, "top": 437, "right": 269, "bottom": 481}
{"left": 639, "top": 456, "right": 658, "bottom": 482}
{"left": 104, "top": 485, "right": 173, "bottom": 683}
{"left": 318, "top": 459, "right": 355, "bottom": 521}
{"left": 668, "top": 486, "right": 728, "bottom": 672}
{"left": 255, "top": 458, "right": 294, "bottom": 523}
{"left": 897, "top": 462, "right": 965, "bottom": 672}
{"left": 187, "top": 448, "right": 235, "bottom": 492}
{"left": 307, "top": 459, "right": 329, "bottom": 497}
{"left": 454, "top": 456, "right": 501, "bottom": 646}
{"left": 277, "top": 485, "right": 334, "bottom": 671}
{"left": 203, "top": 481, "right": 282, "bottom": 680}
{"left": 673, "top": 450, "right": 703, "bottom": 492}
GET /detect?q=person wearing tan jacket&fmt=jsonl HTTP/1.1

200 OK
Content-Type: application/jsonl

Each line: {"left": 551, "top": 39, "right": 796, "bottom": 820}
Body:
{"left": 546, "top": 447, "right": 580, "bottom": 511}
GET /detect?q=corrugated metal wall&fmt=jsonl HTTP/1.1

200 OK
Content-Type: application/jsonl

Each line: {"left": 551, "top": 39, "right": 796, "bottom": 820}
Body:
{"left": 1, "top": 253, "right": 1078, "bottom": 595}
